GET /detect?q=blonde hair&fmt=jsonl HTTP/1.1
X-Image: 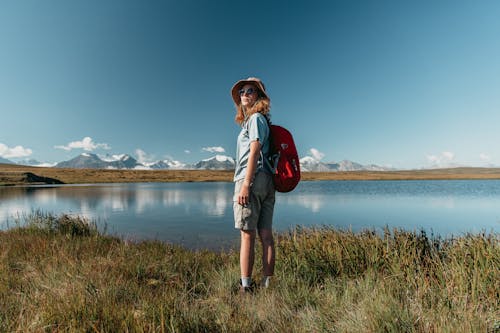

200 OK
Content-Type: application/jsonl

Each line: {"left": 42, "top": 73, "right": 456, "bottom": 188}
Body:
{"left": 235, "top": 97, "right": 271, "bottom": 125}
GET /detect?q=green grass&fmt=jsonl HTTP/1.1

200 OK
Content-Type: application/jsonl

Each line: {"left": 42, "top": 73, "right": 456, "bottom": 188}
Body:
{"left": 1, "top": 213, "right": 498, "bottom": 332}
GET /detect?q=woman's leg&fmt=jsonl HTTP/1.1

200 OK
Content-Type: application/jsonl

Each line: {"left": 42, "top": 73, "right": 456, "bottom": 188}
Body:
{"left": 258, "top": 228, "right": 275, "bottom": 277}
{"left": 240, "top": 229, "right": 257, "bottom": 279}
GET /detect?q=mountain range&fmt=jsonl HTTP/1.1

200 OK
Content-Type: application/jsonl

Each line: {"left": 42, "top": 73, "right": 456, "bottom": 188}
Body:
{"left": 0, "top": 156, "right": 14, "bottom": 164}
{"left": 1, "top": 153, "right": 392, "bottom": 172}
{"left": 56, "top": 153, "right": 143, "bottom": 169}
{"left": 299, "top": 156, "right": 392, "bottom": 172}
{"left": 52, "top": 153, "right": 236, "bottom": 170}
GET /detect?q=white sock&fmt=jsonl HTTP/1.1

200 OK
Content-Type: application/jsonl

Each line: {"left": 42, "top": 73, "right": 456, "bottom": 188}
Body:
{"left": 241, "top": 277, "right": 251, "bottom": 287}
{"left": 261, "top": 276, "right": 271, "bottom": 288}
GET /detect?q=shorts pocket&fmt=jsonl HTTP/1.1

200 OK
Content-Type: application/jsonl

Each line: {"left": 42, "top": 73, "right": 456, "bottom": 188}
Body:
{"left": 233, "top": 200, "right": 253, "bottom": 229}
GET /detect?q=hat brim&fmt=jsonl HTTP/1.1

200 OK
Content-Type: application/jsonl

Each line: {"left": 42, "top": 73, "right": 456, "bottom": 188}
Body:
{"left": 231, "top": 78, "right": 269, "bottom": 105}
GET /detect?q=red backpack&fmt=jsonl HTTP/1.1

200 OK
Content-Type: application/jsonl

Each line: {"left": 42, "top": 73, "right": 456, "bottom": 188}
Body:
{"left": 266, "top": 121, "right": 301, "bottom": 192}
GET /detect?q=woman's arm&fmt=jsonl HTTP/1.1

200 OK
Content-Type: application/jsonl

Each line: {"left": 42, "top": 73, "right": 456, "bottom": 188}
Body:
{"left": 238, "top": 140, "right": 261, "bottom": 206}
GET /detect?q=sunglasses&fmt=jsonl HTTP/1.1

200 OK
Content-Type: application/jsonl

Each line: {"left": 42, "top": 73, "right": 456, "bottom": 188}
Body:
{"left": 239, "top": 87, "right": 257, "bottom": 96}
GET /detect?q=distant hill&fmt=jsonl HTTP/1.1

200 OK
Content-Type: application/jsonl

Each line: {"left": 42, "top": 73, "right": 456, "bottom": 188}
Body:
{"left": 299, "top": 157, "right": 392, "bottom": 172}
{"left": 0, "top": 157, "right": 14, "bottom": 164}
{"left": 15, "top": 159, "right": 57, "bottom": 167}
{"left": 16, "top": 159, "right": 42, "bottom": 166}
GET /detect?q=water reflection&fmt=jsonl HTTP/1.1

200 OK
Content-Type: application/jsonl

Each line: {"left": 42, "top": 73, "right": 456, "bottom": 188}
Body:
{"left": 281, "top": 193, "right": 463, "bottom": 212}
{"left": 0, "top": 183, "right": 236, "bottom": 249}
{"left": 1, "top": 183, "right": 231, "bottom": 217}
{"left": 1, "top": 180, "right": 499, "bottom": 250}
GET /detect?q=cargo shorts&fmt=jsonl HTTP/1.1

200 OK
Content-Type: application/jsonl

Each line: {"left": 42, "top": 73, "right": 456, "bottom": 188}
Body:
{"left": 234, "top": 171, "right": 276, "bottom": 231}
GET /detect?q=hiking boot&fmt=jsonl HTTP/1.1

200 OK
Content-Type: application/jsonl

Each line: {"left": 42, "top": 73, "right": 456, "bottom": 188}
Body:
{"left": 239, "top": 285, "right": 254, "bottom": 294}
{"left": 239, "top": 279, "right": 256, "bottom": 294}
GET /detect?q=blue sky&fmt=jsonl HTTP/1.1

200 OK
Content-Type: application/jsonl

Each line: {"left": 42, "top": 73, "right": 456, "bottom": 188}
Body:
{"left": 1, "top": 0, "right": 500, "bottom": 169}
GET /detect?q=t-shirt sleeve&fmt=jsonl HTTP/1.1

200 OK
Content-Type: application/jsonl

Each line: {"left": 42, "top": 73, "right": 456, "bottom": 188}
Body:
{"left": 248, "top": 114, "right": 269, "bottom": 144}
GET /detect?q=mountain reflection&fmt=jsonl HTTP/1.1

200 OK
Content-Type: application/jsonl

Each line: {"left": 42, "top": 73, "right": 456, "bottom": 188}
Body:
{"left": 0, "top": 183, "right": 233, "bottom": 221}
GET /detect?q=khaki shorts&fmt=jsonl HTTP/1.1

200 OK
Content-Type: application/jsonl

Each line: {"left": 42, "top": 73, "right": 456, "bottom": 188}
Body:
{"left": 234, "top": 171, "right": 276, "bottom": 231}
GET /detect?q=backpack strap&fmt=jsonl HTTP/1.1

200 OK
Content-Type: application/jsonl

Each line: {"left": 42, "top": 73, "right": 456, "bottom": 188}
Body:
{"left": 263, "top": 115, "right": 278, "bottom": 174}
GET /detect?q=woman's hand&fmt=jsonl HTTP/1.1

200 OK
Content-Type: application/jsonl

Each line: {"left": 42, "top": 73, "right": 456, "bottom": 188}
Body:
{"left": 238, "top": 181, "right": 251, "bottom": 206}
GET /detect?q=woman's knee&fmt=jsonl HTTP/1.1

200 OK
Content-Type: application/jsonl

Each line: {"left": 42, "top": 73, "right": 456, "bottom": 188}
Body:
{"left": 241, "top": 229, "right": 256, "bottom": 241}
{"left": 258, "top": 229, "right": 274, "bottom": 245}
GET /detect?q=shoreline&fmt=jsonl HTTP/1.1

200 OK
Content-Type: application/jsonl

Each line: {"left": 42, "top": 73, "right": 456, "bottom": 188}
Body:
{"left": 3, "top": 163, "right": 500, "bottom": 186}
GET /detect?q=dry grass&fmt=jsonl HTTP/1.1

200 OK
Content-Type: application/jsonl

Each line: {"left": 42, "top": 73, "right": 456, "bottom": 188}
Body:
{"left": 3, "top": 163, "right": 500, "bottom": 186}
{"left": 1, "top": 213, "right": 498, "bottom": 332}
{"left": 0, "top": 164, "right": 234, "bottom": 185}
{"left": 300, "top": 167, "right": 500, "bottom": 180}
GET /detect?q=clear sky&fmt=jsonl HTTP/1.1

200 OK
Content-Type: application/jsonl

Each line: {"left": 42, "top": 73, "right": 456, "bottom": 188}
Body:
{"left": 1, "top": 0, "right": 500, "bottom": 169}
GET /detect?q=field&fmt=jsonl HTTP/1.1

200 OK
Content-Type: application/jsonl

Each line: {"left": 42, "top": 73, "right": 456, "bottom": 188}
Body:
{"left": 1, "top": 166, "right": 499, "bottom": 331}
{"left": 3, "top": 163, "right": 500, "bottom": 186}
{"left": 0, "top": 213, "right": 498, "bottom": 332}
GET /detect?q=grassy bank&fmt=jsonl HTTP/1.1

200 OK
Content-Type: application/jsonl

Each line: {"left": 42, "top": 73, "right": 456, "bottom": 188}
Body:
{"left": 0, "top": 214, "right": 498, "bottom": 332}
{"left": 4, "top": 163, "right": 500, "bottom": 185}
{"left": 0, "top": 164, "right": 234, "bottom": 186}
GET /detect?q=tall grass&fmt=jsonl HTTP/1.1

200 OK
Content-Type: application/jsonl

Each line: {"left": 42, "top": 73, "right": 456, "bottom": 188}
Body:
{"left": 6, "top": 210, "right": 101, "bottom": 237}
{"left": 0, "top": 213, "right": 498, "bottom": 332}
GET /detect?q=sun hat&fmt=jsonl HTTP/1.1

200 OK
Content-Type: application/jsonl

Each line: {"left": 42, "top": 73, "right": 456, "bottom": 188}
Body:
{"left": 231, "top": 77, "right": 269, "bottom": 105}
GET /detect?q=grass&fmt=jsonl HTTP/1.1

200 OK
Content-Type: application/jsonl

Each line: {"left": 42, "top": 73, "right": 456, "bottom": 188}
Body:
{"left": 0, "top": 164, "right": 235, "bottom": 186}
{"left": 0, "top": 213, "right": 498, "bottom": 332}
{"left": 4, "top": 163, "right": 500, "bottom": 186}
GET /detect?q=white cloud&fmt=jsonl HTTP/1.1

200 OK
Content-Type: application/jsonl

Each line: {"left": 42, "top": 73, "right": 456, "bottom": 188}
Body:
{"left": 442, "top": 151, "right": 454, "bottom": 160}
{"left": 54, "top": 137, "right": 111, "bottom": 151}
{"left": 309, "top": 148, "right": 325, "bottom": 161}
{"left": 426, "top": 155, "right": 438, "bottom": 163}
{"left": 184, "top": 150, "right": 191, "bottom": 154}
{"left": 202, "top": 146, "right": 225, "bottom": 153}
{"left": 135, "top": 149, "right": 155, "bottom": 164}
{"left": 426, "top": 151, "right": 456, "bottom": 168}
{"left": 479, "top": 153, "right": 491, "bottom": 162}
{"left": 0, "top": 143, "right": 33, "bottom": 158}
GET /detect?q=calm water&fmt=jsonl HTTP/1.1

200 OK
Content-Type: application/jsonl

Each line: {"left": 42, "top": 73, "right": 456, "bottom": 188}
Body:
{"left": 1, "top": 180, "right": 499, "bottom": 250}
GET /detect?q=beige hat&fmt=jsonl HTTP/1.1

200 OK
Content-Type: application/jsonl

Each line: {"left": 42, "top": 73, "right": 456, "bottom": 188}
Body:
{"left": 231, "top": 77, "right": 269, "bottom": 105}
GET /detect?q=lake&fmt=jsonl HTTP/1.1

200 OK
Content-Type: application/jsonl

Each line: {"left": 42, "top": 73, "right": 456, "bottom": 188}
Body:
{"left": 1, "top": 180, "right": 499, "bottom": 250}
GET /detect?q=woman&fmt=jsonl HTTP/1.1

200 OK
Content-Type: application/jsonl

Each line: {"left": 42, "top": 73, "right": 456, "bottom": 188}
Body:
{"left": 231, "top": 77, "right": 276, "bottom": 293}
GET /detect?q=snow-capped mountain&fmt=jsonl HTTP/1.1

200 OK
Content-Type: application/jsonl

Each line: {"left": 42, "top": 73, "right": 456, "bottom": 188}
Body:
{"left": 56, "top": 153, "right": 110, "bottom": 169}
{"left": 15, "top": 159, "right": 57, "bottom": 167}
{"left": 194, "top": 155, "right": 235, "bottom": 170}
{"left": 107, "top": 154, "right": 141, "bottom": 169}
{"left": 299, "top": 156, "right": 332, "bottom": 172}
{"left": 299, "top": 157, "right": 391, "bottom": 172}
{"left": 0, "top": 157, "right": 55, "bottom": 167}
{"left": 16, "top": 159, "right": 42, "bottom": 166}
{"left": 147, "top": 159, "right": 187, "bottom": 170}
{"left": 99, "top": 154, "right": 127, "bottom": 163}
